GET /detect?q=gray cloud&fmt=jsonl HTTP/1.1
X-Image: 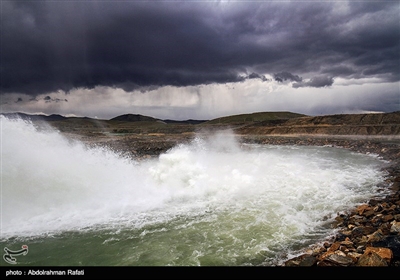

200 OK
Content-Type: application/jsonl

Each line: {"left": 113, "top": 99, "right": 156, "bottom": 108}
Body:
{"left": 274, "top": 72, "right": 334, "bottom": 88}
{"left": 247, "top": 72, "right": 269, "bottom": 82}
{"left": 274, "top": 72, "right": 302, "bottom": 83}
{"left": 1, "top": 1, "right": 399, "bottom": 96}
{"left": 293, "top": 76, "right": 335, "bottom": 88}
{"left": 44, "top": 96, "right": 68, "bottom": 103}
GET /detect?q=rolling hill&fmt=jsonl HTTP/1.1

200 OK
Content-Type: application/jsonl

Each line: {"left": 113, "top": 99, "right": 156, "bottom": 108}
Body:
{"left": 234, "top": 111, "right": 400, "bottom": 135}
{"left": 1, "top": 111, "right": 399, "bottom": 136}
{"left": 203, "top": 111, "right": 306, "bottom": 125}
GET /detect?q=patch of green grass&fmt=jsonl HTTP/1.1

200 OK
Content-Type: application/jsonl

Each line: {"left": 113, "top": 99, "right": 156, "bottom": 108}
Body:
{"left": 203, "top": 111, "right": 306, "bottom": 125}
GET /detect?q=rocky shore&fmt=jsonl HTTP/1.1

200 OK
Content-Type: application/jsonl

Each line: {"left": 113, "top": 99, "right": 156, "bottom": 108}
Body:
{"left": 238, "top": 135, "right": 400, "bottom": 267}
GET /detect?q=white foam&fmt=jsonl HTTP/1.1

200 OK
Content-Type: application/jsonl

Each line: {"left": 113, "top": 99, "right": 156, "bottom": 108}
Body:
{"left": 0, "top": 116, "right": 387, "bottom": 241}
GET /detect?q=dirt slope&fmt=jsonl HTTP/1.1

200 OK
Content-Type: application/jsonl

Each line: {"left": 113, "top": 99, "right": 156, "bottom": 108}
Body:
{"left": 235, "top": 111, "right": 400, "bottom": 136}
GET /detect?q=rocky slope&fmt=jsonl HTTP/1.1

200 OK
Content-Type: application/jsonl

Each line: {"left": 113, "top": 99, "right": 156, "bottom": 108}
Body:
{"left": 235, "top": 111, "right": 400, "bottom": 136}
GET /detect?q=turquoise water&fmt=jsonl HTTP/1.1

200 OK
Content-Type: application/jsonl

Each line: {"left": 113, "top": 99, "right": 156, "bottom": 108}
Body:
{"left": 1, "top": 117, "right": 388, "bottom": 266}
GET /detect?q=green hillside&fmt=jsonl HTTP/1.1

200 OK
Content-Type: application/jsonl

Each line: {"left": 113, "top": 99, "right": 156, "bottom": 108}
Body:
{"left": 203, "top": 111, "right": 306, "bottom": 125}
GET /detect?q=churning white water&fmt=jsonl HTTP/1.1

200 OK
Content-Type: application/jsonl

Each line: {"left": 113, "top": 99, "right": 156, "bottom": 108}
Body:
{"left": 0, "top": 116, "right": 388, "bottom": 265}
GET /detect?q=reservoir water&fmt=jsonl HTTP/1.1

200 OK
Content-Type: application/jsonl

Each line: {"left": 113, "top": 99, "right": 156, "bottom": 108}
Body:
{"left": 0, "top": 116, "right": 388, "bottom": 266}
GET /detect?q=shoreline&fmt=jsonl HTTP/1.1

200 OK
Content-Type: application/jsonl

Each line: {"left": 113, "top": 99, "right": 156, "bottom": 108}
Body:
{"left": 237, "top": 134, "right": 400, "bottom": 267}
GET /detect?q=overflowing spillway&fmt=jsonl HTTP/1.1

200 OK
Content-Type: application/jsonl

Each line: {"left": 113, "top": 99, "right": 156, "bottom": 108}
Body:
{"left": 0, "top": 116, "right": 388, "bottom": 265}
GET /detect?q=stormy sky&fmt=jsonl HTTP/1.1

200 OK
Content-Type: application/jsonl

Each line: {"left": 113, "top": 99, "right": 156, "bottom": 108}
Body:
{"left": 1, "top": 0, "right": 399, "bottom": 120}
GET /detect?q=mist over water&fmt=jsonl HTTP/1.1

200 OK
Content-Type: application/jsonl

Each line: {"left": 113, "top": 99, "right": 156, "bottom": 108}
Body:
{"left": 0, "top": 116, "right": 388, "bottom": 265}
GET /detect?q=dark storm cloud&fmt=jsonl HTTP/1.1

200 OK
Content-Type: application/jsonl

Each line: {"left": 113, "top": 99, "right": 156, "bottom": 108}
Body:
{"left": 44, "top": 95, "right": 67, "bottom": 103}
{"left": 293, "top": 75, "right": 334, "bottom": 88}
{"left": 274, "top": 71, "right": 334, "bottom": 88}
{"left": 274, "top": 72, "right": 302, "bottom": 83}
{"left": 1, "top": 0, "right": 399, "bottom": 96}
{"left": 247, "top": 73, "right": 269, "bottom": 82}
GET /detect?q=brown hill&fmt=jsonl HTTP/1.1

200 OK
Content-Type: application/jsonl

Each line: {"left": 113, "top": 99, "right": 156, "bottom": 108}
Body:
{"left": 235, "top": 111, "right": 400, "bottom": 136}
{"left": 110, "top": 114, "right": 159, "bottom": 122}
{"left": 2, "top": 111, "right": 399, "bottom": 136}
{"left": 203, "top": 111, "right": 305, "bottom": 125}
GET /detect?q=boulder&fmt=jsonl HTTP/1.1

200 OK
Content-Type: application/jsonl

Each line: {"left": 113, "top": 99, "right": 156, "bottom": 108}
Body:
{"left": 390, "top": 221, "right": 400, "bottom": 234}
{"left": 357, "top": 251, "right": 388, "bottom": 266}
{"left": 284, "top": 254, "right": 316, "bottom": 267}
{"left": 357, "top": 247, "right": 393, "bottom": 266}
{"left": 324, "top": 253, "right": 354, "bottom": 266}
{"left": 372, "top": 236, "right": 400, "bottom": 259}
